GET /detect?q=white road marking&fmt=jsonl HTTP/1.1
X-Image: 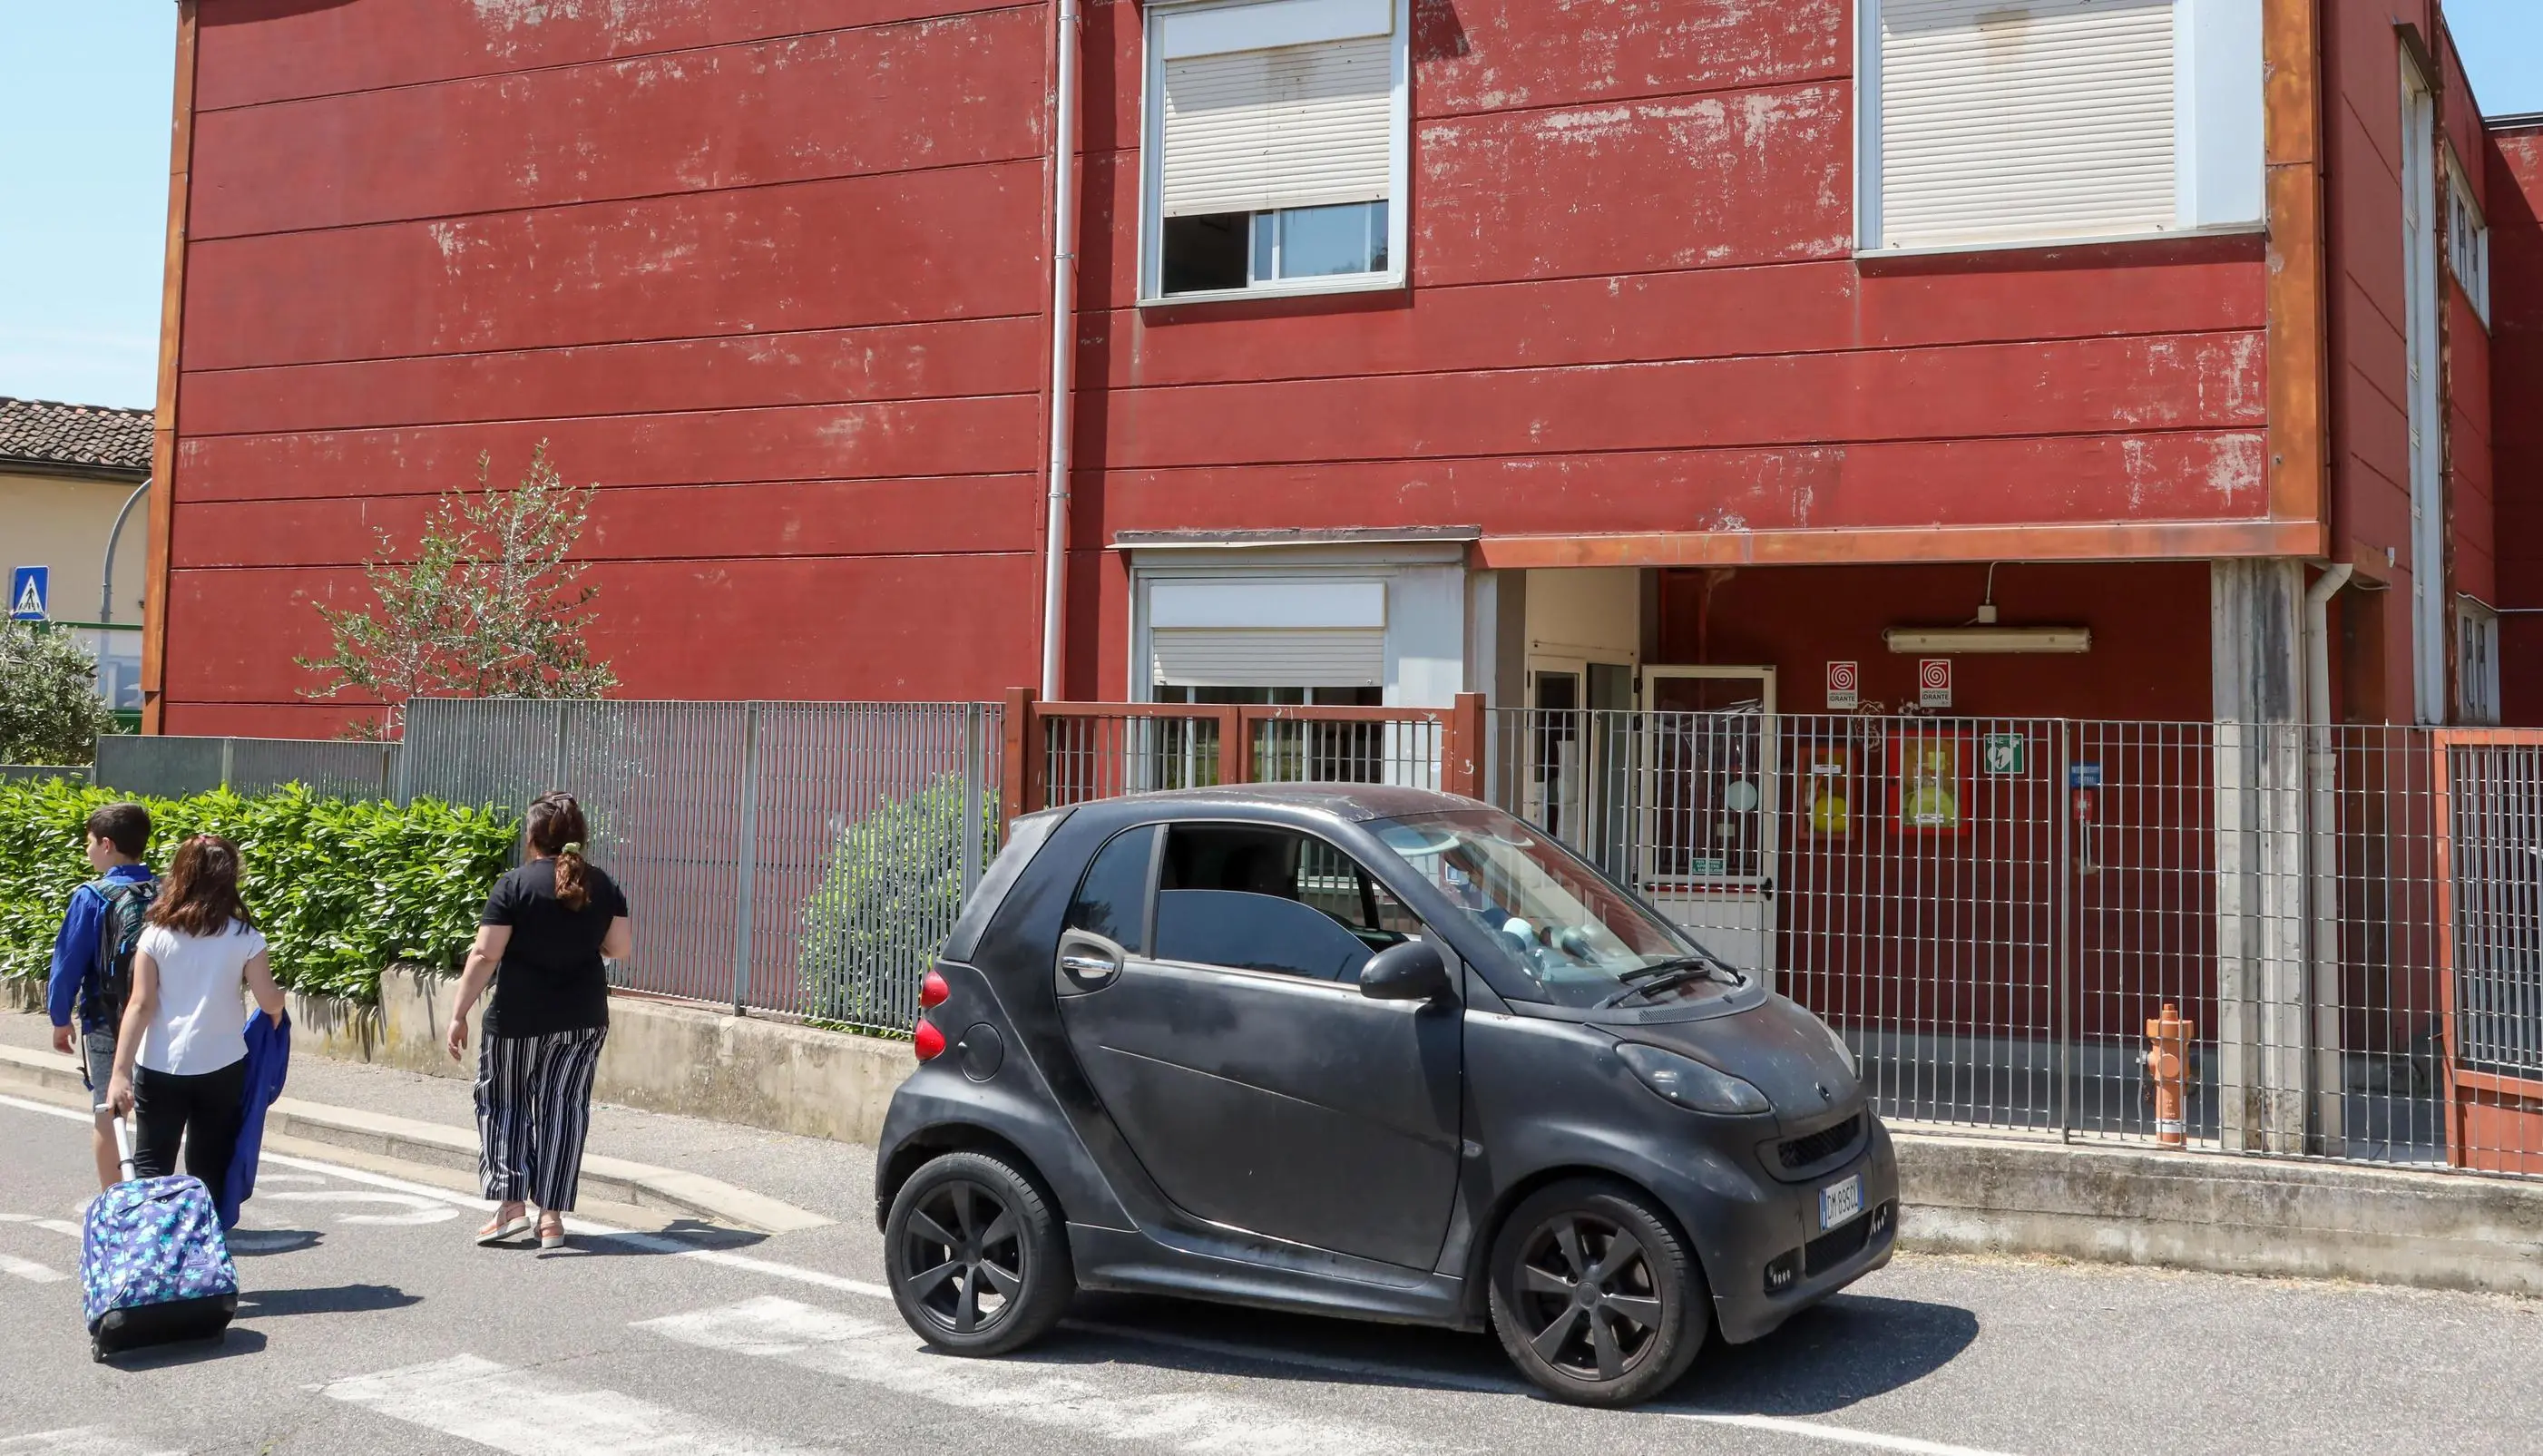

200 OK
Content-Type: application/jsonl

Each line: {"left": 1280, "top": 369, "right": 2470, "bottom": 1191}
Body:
{"left": 1677, "top": 1413, "right": 2029, "bottom": 1456}
{"left": 0, "top": 1428, "right": 182, "bottom": 1456}
{"left": 324, "top": 1353, "right": 828, "bottom": 1456}
{"left": 0, "top": 1253, "right": 66, "bottom": 1284}
{"left": 640, "top": 1295, "right": 1459, "bottom": 1456}
{"left": 0, "top": 1215, "right": 83, "bottom": 1238}
{"left": 263, "top": 1191, "right": 459, "bottom": 1226}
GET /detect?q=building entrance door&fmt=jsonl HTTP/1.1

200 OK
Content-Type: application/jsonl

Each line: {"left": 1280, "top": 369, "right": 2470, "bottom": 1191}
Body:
{"left": 1637, "top": 667, "right": 1778, "bottom": 984}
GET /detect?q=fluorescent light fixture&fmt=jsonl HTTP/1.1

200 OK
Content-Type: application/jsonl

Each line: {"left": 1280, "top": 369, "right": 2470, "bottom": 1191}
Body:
{"left": 1883, "top": 627, "right": 2092, "bottom": 655}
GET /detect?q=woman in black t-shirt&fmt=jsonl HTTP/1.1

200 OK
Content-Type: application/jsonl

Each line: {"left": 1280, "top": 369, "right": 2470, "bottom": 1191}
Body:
{"left": 445, "top": 792, "right": 631, "bottom": 1249}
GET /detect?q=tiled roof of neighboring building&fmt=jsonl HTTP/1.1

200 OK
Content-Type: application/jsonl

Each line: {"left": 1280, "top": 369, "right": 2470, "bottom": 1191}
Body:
{"left": 0, "top": 396, "right": 153, "bottom": 476}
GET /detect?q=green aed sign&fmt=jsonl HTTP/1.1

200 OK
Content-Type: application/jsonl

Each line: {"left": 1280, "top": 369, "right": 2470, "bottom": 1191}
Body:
{"left": 1980, "top": 733, "right": 2028, "bottom": 776}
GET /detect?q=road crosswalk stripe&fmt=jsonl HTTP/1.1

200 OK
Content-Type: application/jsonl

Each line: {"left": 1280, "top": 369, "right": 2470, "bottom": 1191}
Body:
{"left": 0, "top": 1429, "right": 181, "bottom": 1455}
{"left": 638, "top": 1296, "right": 1462, "bottom": 1456}
{"left": 322, "top": 1353, "right": 830, "bottom": 1456}
{"left": 0, "top": 1254, "right": 65, "bottom": 1284}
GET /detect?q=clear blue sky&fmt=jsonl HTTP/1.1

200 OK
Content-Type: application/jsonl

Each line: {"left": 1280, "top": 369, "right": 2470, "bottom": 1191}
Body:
{"left": 0, "top": 1, "right": 2538, "bottom": 410}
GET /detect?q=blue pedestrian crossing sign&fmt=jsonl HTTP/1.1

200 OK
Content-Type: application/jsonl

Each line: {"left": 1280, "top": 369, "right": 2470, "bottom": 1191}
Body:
{"left": 8, "top": 566, "right": 47, "bottom": 621}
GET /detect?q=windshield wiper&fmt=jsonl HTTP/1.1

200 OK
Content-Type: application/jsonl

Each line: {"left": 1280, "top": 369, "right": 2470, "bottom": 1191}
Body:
{"left": 1599, "top": 954, "right": 1746, "bottom": 1009}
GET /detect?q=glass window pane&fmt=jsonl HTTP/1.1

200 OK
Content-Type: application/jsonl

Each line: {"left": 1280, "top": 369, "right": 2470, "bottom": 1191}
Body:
{"left": 1066, "top": 826, "right": 1157, "bottom": 955}
{"left": 1154, "top": 889, "right": 1374, "bottom": 981}
{"left": 1276, "top": 202, "right": 1380, "bottom": 278}
{"left": 1369, "top": 200, "right": 1389, "bottom": 272}
{"left": 1251, "top": 211, "right": 1276, "bottom": 283}
{"left": 1161, "top": 213, "right": 1248, "bottom": 295}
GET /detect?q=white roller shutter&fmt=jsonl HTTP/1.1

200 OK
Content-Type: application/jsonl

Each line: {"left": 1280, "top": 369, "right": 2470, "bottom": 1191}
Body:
{"left": 1152, "top": 628, "right": 1386, "bottom": 688}
{"left": 1876, "top": 0, "right": 2176, "bottom": 249}
{"left": 1160, "top": 33, "right": 1394, "bottom": 219}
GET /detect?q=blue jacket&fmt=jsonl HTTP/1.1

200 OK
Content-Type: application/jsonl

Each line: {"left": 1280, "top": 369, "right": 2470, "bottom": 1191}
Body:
{"left": 45, "top": 865, "right": 155, "bottom": 1031}
{"left": 220, "top": 1009, "right": 291, "bottom": 1230}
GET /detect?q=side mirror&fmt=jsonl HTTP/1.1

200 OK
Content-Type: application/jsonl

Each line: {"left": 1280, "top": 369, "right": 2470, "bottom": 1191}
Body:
{"left": 1360, "top": 940, "right": 1451, "bottom": 1002}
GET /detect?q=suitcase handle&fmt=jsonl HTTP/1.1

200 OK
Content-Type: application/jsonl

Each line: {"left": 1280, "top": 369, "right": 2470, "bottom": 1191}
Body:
{"left": 112, "top": 1115, "right": 136, "bottom": 1183}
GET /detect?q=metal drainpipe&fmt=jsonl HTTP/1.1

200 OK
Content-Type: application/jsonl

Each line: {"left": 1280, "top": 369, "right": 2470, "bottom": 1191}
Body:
{"left": 98, "top": 477, "right": 151, "bottom": 622}
{"left": 2303, "top": 560, "right": 2353, "bottom": 1150}
{"left": 1038, "top": 0, "right": 1083, "bottom": 701}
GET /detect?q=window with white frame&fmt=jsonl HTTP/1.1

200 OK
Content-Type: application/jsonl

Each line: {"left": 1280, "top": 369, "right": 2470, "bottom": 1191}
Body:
{"left": 1857, "top": 0, "right": 2264, "bottom": 252}
{"left": 2459, "top": 598, "right": 2502, "bottom": 727}
{"left": 2447, "top": 148, "right": 2492, "bottom": 327}
{"left": 1142, "top": 0, "right": 1409, "bottom": 300}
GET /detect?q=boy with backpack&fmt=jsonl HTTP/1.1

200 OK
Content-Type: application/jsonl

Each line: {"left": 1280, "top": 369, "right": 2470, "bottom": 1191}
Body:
{"left": 46, "top": 802, "right": 158, "bottom": 1191}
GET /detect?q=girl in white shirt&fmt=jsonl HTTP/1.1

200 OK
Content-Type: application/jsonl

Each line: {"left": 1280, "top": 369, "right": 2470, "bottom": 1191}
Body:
{"left": 108, "top": 835, "right": 287, "bottom": 1184}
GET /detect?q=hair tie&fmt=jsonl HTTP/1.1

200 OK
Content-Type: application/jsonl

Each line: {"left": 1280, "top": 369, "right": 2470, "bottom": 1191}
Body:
{"left": 561, "top": 842, "right": 583, "bottom": 856}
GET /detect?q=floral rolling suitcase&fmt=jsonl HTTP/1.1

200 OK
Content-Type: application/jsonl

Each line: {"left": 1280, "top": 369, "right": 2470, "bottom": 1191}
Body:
{"left": 81, "top": 1118, "right": 238, "bottom": 1361}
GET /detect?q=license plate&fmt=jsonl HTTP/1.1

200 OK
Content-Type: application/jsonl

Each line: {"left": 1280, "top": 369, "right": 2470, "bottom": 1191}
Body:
{"left": 1818, "top": 1174, "right": 1863, "bottom": 1232}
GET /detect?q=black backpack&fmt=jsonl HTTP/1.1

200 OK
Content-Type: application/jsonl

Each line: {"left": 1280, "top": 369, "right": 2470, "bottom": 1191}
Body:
{"left": 80, "top": 877, "right": 158, "bottom": 1030}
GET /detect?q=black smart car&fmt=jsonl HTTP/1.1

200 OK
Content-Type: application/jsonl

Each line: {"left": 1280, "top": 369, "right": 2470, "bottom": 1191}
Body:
{"left": 875, "top": 783, "right": 1896, "bottom": 1406}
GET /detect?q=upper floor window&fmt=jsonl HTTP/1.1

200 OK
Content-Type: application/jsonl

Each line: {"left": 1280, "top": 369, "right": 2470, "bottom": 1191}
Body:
{"left": 2447, "top": 149, "right": 2492, "bottom": 327}
{"left": 1142, "top": 0, "right": 1409, "bottom": 302}
{"left": 1856, "top": 0, "right": 2264, "bottom": 253}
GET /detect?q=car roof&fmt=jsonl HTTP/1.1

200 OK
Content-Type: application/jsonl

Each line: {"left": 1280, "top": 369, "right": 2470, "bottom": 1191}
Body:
{"left": 1092, "top": 781, "right": 1482, "bottom": 824}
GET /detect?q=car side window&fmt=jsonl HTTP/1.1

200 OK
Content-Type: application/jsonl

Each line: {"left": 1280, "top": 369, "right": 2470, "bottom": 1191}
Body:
{"left": 1154, "top": 824, "right": 1401, "bottom": 982}
{"left": 1065, "top": 826, "right": 1157, "bottom": 956}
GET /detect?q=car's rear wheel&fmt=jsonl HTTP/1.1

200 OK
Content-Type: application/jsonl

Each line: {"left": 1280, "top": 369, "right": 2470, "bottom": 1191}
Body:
{"left": 884, "top": 1149, "right": 1073, "bottom": 1355}
{"left": 1486, "top": 1179, "right": 1707, "bottom": 1406}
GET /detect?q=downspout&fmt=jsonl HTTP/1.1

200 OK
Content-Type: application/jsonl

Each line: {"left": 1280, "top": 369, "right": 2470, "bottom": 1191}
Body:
{"left": 2303, "top": 560, "right": 2352, "bottom": 1151}
{"left": 99, "top": 477, "right": 150, "bottom": 623}
{"left": 1038, "top": 0, "right": 1083, "bottom": 700}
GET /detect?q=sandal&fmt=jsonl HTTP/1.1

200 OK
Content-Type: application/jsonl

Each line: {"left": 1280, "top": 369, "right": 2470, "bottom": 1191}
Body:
{"left": 536, "top": 1215, "right": 567, "bottom": 1250}
{"left": 474, "top": 1212, "right": 531, "bottom": 1246}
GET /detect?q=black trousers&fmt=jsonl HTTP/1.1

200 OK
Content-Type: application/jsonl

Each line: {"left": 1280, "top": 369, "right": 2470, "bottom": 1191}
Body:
{"left": 131, "top": 1057, "right": 248, "bottom": 1186}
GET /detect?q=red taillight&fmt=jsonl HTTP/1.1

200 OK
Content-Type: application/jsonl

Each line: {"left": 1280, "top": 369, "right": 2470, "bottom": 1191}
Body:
{"left": 914, "top": 1018, "right": 947, "bottom": 1061}
{"left": 919, "top": 971, "right": 950, "bottom": 1009}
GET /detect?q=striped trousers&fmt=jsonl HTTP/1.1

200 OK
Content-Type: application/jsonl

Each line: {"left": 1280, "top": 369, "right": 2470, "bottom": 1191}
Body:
{"left": 474, "top": 1026, "right": 606, "bottom": 1211}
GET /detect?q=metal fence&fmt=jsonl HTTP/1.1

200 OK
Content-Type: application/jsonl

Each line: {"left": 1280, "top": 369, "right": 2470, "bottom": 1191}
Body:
{"left": 1485, "top": 709, "right": 2543, "bottom": 1179}
{"left": 0, "top": 765, "right": 89, "bottom": 785}
{"left": 1022, "top": 698, "right": 1472, "bottom": 811}
{"left": 398, "top": 698, "right": 999, "bottom": 1031}
{"left": 91, "top": 734, "right": 401, "bottom": 800}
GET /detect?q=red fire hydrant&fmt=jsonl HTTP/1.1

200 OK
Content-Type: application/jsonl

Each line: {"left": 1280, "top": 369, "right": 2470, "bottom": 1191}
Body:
{"left": 2146, "top": 1002, "right": 2193, "bottom": 1149}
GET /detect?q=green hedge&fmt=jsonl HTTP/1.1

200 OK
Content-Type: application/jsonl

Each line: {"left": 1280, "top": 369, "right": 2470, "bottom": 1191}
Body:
{"left": 0, "top": 779, "right": 517, "bottom": 1003}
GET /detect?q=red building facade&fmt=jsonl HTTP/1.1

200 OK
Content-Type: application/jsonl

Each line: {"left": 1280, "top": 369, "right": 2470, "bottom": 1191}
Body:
{"left": 142, "top": 0, "right": 2527, "bottom": 734}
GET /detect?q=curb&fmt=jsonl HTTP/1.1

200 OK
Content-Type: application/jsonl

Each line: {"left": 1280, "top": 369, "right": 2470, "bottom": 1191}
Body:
{"left": 0, "top": 1043, "right": 828, "bottom": 1236}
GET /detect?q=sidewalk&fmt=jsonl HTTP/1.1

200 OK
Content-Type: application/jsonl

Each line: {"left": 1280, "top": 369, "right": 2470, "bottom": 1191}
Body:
{"left": 0, "top": 1007, "right": 870, "bottom": 1230}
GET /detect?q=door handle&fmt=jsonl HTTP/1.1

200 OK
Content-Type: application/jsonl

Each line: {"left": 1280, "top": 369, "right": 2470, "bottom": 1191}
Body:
{"left": 1060, "top": 953, "right": 1121, "bottom": 986}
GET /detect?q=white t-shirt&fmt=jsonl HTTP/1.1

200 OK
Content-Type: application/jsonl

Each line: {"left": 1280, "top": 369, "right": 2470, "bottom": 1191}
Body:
{"left": 133, "top": 920, "right": 268, "bottom": 1077}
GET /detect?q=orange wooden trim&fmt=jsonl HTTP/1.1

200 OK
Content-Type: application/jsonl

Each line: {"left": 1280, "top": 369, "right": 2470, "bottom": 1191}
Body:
{"left": 1472, "top": 519, "right": 2329, "bottom": 572}
{"left": 1217, "top": 706, "right": 1249, "bottom": 784}
{"left": 1001, "top": 687, "right": 1034, "bottom": 818}
{"left": 2453, "top": 1067, "right": 2543, "bottom": 1102}
{"left": 1035, "top": 701, "right": 1237, "bottom": 720}
{"left": 1445, "top": 691, "right": 1485, "bottom": 798}
{"left": 2432, "top": 732, "right": 2462, "bottom": 1167}
{"left": 140, "top": 0, "right": 200, "bottom": 735}
{"left": 2263, "top": 0, "right": 2329, "bottom": 527}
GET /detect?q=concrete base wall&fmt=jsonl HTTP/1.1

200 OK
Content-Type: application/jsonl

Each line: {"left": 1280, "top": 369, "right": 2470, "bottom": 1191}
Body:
{"left": 1897, "top": 1129, "right": 2543, "bottom": 1296}
{"left": 369, "top": 969, "right": 915, "bottom": 1147}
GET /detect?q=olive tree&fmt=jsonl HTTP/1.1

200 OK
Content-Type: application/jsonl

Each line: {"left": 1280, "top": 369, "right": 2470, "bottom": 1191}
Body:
{"left": 0, "top": 623, "right": 117, "bottom": 765}
{"left": 299, "top": 442, "right": 617, "bottom": 738}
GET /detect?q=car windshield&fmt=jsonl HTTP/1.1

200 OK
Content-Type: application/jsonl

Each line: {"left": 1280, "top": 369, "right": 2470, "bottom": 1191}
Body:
{"left": 1371, "top": 808, "right": 1745, "bottom": 1009}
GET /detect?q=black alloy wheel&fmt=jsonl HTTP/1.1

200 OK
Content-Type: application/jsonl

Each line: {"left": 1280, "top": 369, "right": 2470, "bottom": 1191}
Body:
{"left": 1487, "top": 1180, "right": 1706, "bottom": 1405}
{"left": 885, "top": 1149, "right": 1073, "bottom": 1355}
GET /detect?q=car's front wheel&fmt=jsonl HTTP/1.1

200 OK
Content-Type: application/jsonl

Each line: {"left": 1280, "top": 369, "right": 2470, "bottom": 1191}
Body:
{"left": 884, "top": 1149, "right": 1074, "bottom": 1355}
{"left": 1486, "top": 1179, "right": 1707, "bottom": 1406}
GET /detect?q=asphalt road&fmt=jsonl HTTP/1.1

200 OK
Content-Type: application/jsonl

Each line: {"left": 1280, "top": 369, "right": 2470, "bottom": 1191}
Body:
{"left": 3, "top": 1090, "right": 2539, "bottom": 1456}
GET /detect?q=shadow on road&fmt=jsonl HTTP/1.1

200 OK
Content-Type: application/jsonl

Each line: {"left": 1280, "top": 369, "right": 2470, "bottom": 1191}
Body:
{"left": 1662, "top": 1291, "right": 1981, "bottom": 1415}
{"left": 103, "top": 1326, "right": 269, "bottom": 1370}
{"left": 553, "top": 1219, "right": 770, "bottom": 1256}
{"left": 236, "top": 1283, "right": 422, "bottom": 1319}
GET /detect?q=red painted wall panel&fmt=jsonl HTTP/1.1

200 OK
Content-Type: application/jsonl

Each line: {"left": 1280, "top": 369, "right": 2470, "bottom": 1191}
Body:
{"left": 194, "top": 0, "right": 1012, "bottom": 110}
{"left": 2491, "top": 126, "right": 2543, "bottom": 725}
{"left": 191, "top": 7, "right": 1047, "bottom": 239}
{"left": 182, "top": 316, "right": 1049, "bottom": 439}
{"left": 181, "top": 161, "right": 1048, "bottom": 371}
{"left": 168, "top": 476, "right": 1043, "bottom": 570}
{"left": 175, "top": 396, "right": 1042, "bottom": 503}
